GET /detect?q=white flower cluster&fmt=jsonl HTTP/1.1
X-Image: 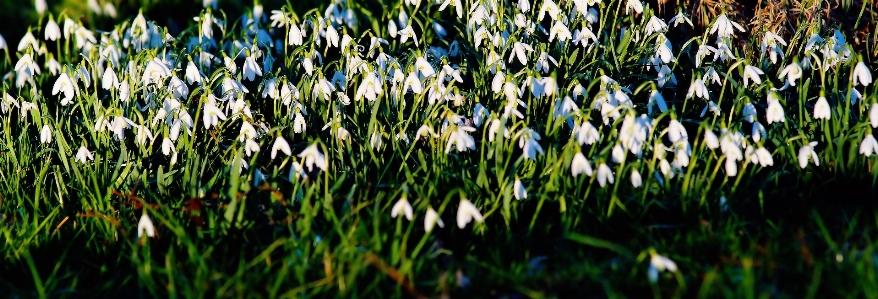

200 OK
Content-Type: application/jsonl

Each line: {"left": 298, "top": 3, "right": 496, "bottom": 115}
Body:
{"left": 1, "top": 0, "right": 876, "bottom": 237}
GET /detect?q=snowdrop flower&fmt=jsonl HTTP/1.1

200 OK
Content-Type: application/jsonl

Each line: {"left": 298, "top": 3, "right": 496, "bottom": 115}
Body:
{"left": 813, "top": 96, "right": 831, "bottom": 120}
{"left": 415, "top": 57, "right": 435, "bottom": 79}
{"left": 45, "top": 17, "right": 61, "bottom": 41}
{"left": 853, "top": 60, "right": 872, "bottom": 87}
{"left": 743, "top": 65, "right": 764, "bottom": 87}
{"left": 571, "top": 152, "right": 593, "bottom": 177}
{"left": 75, "top": 145, "right": 94, "bottom": 163}
{"left": 709, "top": 14, "right": 744, "bottom": 39}
{"left": 536, "top": 52, "right": 558, "bottom": 74}
{"left": 391, "top": 196, "right": 414, "bottom": 221}
{"left": 202, "top": 99, "right": 226, "bottom": 129}
{"left": 143, "top": 58, "right": 171, "bottom": 85}
{"left": 298, "top": 144, "right": 327, "bottom": 172}
{"left": 798, "top": 141, "right": 819, "bottom": 169}
{"left": 518, "top": 128, "right": 544, "bottom": 159}
{"left": 549, "top": 21, "right": 572, "bottom": 42}
{"left": 576, "top": 121, "right": 600, "bottom": 145}
{"left": 648, "top": 90, "right": 667, "bottom": 115}
{"left": 370, "top": 132, "right": 384, "bottom": 150}
{"left": 415, "top": 124, "right": 439, "bottom": 140}
{"left": 538, "top": 0, "right": 562, "bottom": 20}
{"left": 135, "top": 125, "right": 155, "bottom": 146}
{"left": 271, "top": 136, "right": 292, "bottom": 160}
{"left": 860, "top": 134, "right": 878, "bottom": 157}
{"left": 398, "top": 25, "right": 418, "bottom": 47}
{"left": 778, "top": 62, "right": 803, "bottom": 87}
{"left": 514, "top": 179, "right": 527, "bottom": 200}
{"left": 761, "top": 31, "right": 787, "bottom": 64}
{"left": 668, "top": 11, "right": 693, "bottom": 27}
{"left": 242, "top": 52, "right": 262, "bottom": 81}
{"left": 645, "top": 16, "right": 668, "bottom": 36}
{"left": 161, "top": 137, "right": 176, "bottom": 156}
{"left": 630, "top": 169, "right": 642, "bottom": 188}
{"left": 102, "top": 67, "right": 119, "bottom": 90}
{"left": 686, "top": 77, "right": 708, "bottom": 100}
{"left": 138, "top": 213, "right": 156, "bottom": 239}
{"left": 509, "top": 42, "right": 534, "bottom": 65}
{"left": 52, "top": 73, "right": 76, "bottom": 106}
{"left": 704, "top": 129, "right": 720, "bottom": 149}
{"left": 17, "top": 31, "right": 39, "bottom": 52}
{"left": 746, "top": 146, "right": 774, "bottom": 167}
{"left": 870, "top": 103, "right": 878, "bottom": 128}
{"left": 424, "top": 207, "right": 444, "bottom": 232}
{"left": 751, "top": 121, "right": 766, "bottom": 142}
{"left": 667, "top": 119, "right": 688, "bottom": 143}
{"left": 766, "top": 93, "right": 785, "bottom": 124}
{"left": 648, "top": 251, "right": 678, "bottom": 283}
{"left": 40, "top": 124, "right": 52, "bottom": 144}
{"left": 456, "top": 198, "right": 484, "bottom": 229}
{"left": 597, "top": 163, "right": 614, "bottom": 187}
{"left": 446, "top": 125, "right": 476, "bottom": 153}
{"left": 439, "top": 0, "right": 467, "bottom": 18}
{"left": 34, "top": 0, "right": 47, "bottom": 14}
{"left": 625, "top": 0, "right": 643, "bottom": 14}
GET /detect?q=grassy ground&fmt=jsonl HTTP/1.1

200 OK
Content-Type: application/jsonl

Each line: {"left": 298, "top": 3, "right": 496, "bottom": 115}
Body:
{"left": 3, "top": 0, "right": 878, "bottom": 298}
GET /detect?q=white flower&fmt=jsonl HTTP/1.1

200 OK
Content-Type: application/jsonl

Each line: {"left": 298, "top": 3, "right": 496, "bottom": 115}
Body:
{"left": 860, "top": 135, "right": 878, "bottom": 157}
{"left": 513, "top": 179, "right": 527, "bottom": 200}
{"left": 509, "top": 42, "right": 534, "bottom": 65}
{"left": 416, "top": 124, "right": 439, "bottom": 140}
{"left": 748, "top": 146, "right": 774, "bottom": 167}
{"left": 751, "top": 121, "right": 766, "bottom": 142}
{"left": 704, "top": 129, "right": 719, "bottom": 149}
{"left": 871, "top": 103, "right": 878, "bottom": 128}
{"left": 45, "top": 18, "right": 61, "bottom": 41}
{"left": 75, "top": 145, "right": 94, "bottom": 163}
{"left": 645, "top": 16, "right": 668, "bottom": 36}
{"left": 597, "top": 163, "right": 613, "bottom": 187}
{"left": 667, "top": 119, "right": 688, "bottom": 143}
{"left": 518, "top": 128, "right": 544, "bottom": 159}
{"left": 631, "top": 169, "right": 642, "bottom": 188}
{"left": 138, "top": 213, "right": 156, "bottom": 239}
{"left": 298, "top": 144, "right": 327, "bottom": 172}
{"left": 778, "top": 62, "right": 803, "bottom": 87}
{"left": 438, "top": 0, "right": 463, "bottom": 18}
{"left": 813, "top": 96, "right": 831, "bottom": 120}
{"left": 244, "top": 139, "right": 260, "bottom": 157}
{"left": 391, "top": 197, "right": 414, "bottom": 221}
{"left": 625, "top": 0, "right": 643, "bottom": 15}
{"left": 766, "top": 93, "right": 785, "bottom": 124}
{"left": 648, "top": 90, "right": 667, "bottom": 115}
{"left": 169, "top": 76, "right": 189, "bottom": 99}
{"left": 53, "top": 73, "right": 76, "bottom": 106}
{"left": 424, "top": 207, "right": 444, "bottom": 232}
{"left": 135, "top": 125, "right": 155, "bottom": 146}
{"left": 549, "top": 21, "right": 572, "bottom": 42}
{"left": 576, "top": 121, "right": 600, "bottom": 145}
{"left": 456, "top": 198, "right": 484, "bottom": 229}
{"left": 415, "top": 57, "right": 435, "bottom": 79}
{"left": 398, "top": 25, "right": 418, "bottom": 47}
{"left": 201, "top": 100, "right": 225, "bottom": 129}
{"left": 17, "top": 31, "right": 39, "bottom": 52}
{"left": 161, "top": 137, "right": 176, "bottom": 156}
{"left": 798, "top": 141, "right": 819, "bottom": 169}
{"left": 743, "top": 65, "right": 764, "bottom": 87}
{"left": 686, "top": 77, "right": 708, "bottom": 100}
{"left": 853, "top": 61, "right": 872, "bottom": 87}
{"left": 571, "top": 152, "right": 593, "bottom": 177}
{"left": 271, "top": 136, "right": 292, "bottom": 159}
{"left": 648, "top": 252, "right": 678, "bottom": 283}
{"left": 102, "top": 67, "right": 119, "bottom": 90}
{"left": 143, "top": 58, "right": 171, "bottom": 85}
{"left": 709, "top": 14, "right": 744, "bottom": 39}
{"left": 242, "top": 54, "right": 262, "bottom": 81}
{"left": 446, "top": 125, "right": 476, "bottom": 153}
{"left": 538, "top": 0, "right": 561, "bottom": 20}
{"left": 668, "top": 12, "right": 693, "bottom": 28}
{"left": 35, "top": 0, "right": 47, "bottom": 14}
{"left": 40, "top": 124, "right": 52, "bottom": 144}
